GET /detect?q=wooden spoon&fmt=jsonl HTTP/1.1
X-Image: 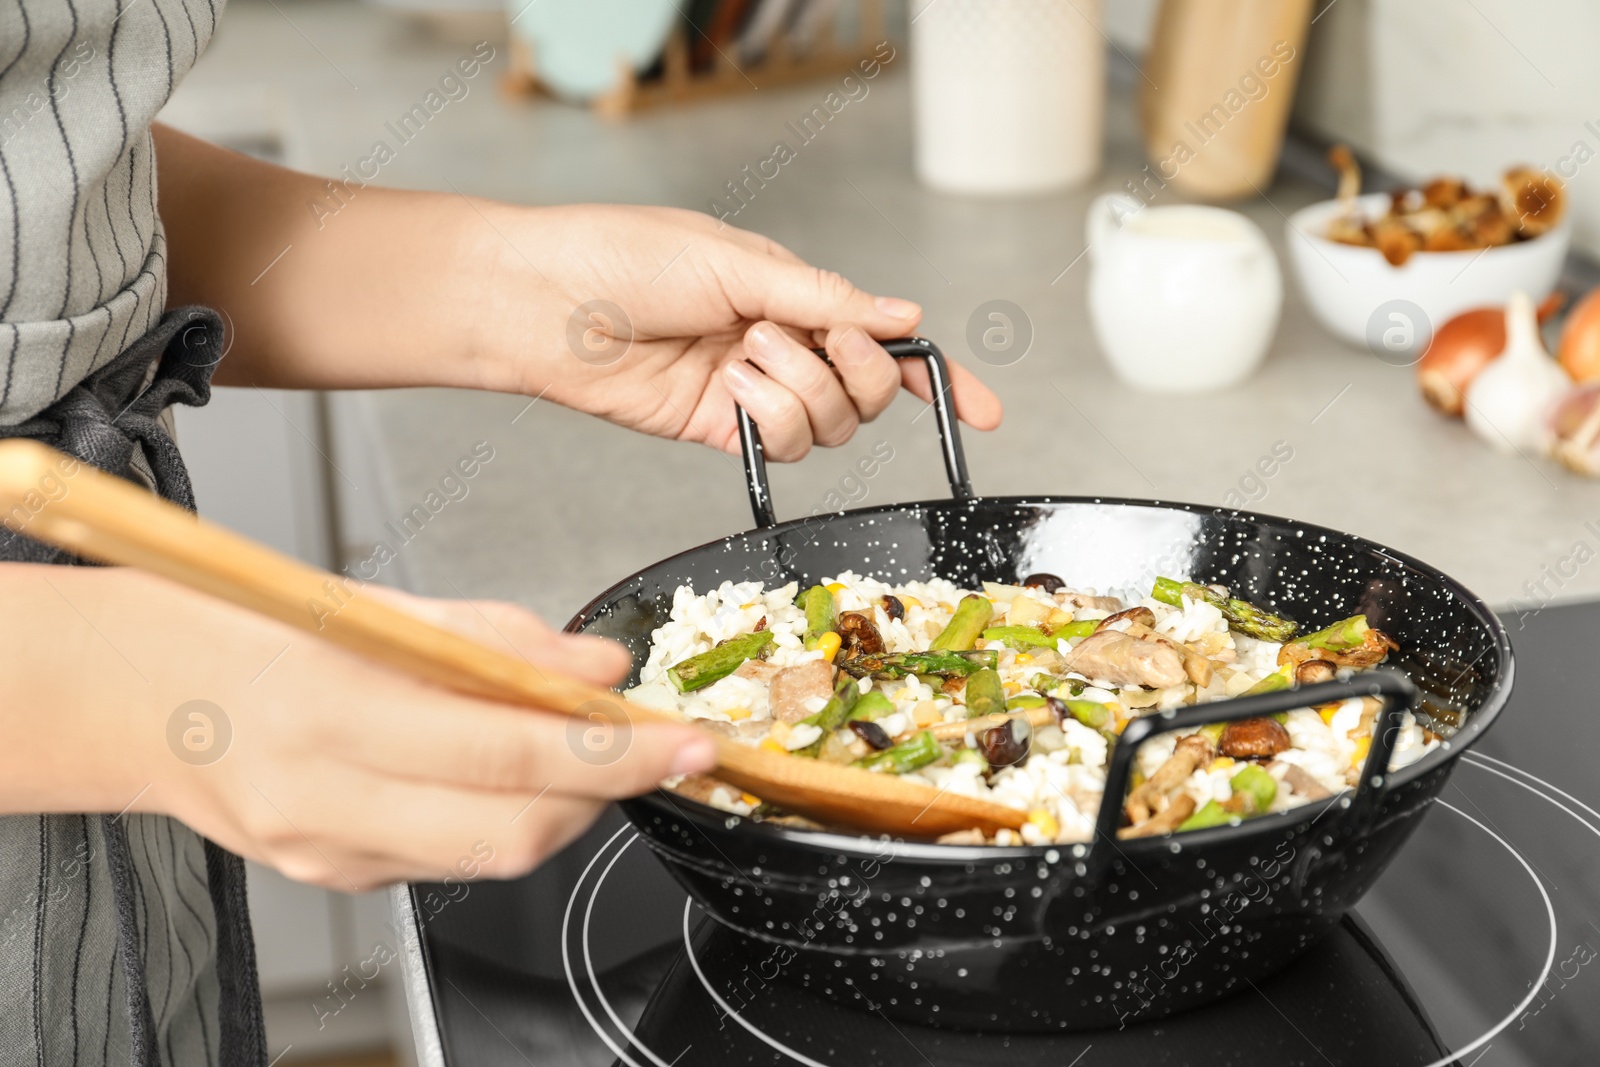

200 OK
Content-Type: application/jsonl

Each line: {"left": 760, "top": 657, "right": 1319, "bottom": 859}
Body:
{"left": 0, "top": 440, "right": 1026, "bottom": 838}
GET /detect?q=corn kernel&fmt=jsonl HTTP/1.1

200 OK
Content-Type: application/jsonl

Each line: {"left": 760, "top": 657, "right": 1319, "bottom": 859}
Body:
{"left": 741, "top": 793, "right": 762, "bottom": 807}
{"left": 825, "top": 582, "right": 847, "bottom": 594}
{"left": 1210, "top": 757, "right": 1236, "bottom": 773}
{"left": 1026, "top": 809, "right": 1060, "bottom": 839}
{"left": 768, "top": 722, "right": 793, "bottom": 747}
{"left": 1003, "top": 681, "right": 1022, "bottom": 695}
{"left": 900, "top": 595, "right": 922, "bottom": 610}
{"left": 760, "top": 740, "right": 786, "bottom": 754}
{"left": 913, "top": 701, "right": 941, "bottom": 727}
{"left": 726, "top": 706, "right": 752, "bottom": 721}
{"left": 1319, "top": 706, "right": 1339, "bottom": 726}
{"left": 1015, "top": 653, "right": 1034, "bottom": 664}
{"left": 1351, "top": 735, "right": 1372, "bottom": 766}
{"left": 816, "top": 631, "right": 842, "bottom": 663}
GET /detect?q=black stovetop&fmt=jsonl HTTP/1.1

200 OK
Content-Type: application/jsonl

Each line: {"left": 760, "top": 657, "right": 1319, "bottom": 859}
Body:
{"left": 410, "top": 600, "right": 1600, "bottom": 1067}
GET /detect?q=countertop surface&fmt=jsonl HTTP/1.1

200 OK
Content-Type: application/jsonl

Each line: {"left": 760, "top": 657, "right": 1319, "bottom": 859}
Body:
{"left": 170, "top": 1, "right": 1600, "bottom": 623}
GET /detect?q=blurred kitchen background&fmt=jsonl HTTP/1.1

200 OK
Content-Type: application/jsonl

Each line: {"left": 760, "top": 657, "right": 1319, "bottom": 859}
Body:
{"left": 158, "top": 0, "right": 1600, "bottom": 1062}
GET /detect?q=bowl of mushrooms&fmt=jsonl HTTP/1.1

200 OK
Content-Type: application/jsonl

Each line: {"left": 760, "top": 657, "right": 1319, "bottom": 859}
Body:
{"left": 1286, "top": 148, "right": 1570, "bottom": 349}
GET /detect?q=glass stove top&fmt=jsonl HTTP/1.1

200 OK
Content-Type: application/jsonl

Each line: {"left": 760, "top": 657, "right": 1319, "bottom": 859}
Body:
{"left": 409, "top": 600, "right": 1600, "bottom": 1067}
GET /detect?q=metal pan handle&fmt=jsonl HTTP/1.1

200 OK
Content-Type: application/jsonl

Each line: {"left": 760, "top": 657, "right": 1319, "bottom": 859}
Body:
{"left": 1089, "top": 671, "right": 1417, "bottom": 870}
{"left": 735, "top": 337, "right": 974, "bottom": 530}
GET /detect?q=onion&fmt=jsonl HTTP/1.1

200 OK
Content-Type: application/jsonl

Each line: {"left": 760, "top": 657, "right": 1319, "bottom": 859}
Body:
{"left": 1418, "top": 294, "right": 1565, "bottom": 416}
{"left": 1417, "top": 307, "right": 1507, "bottom": 417}
{"left": 1463, "top": 292, "right": 1571, "bottom": 455}
{"left": 1559, "top": 287, "right": 1600, "bottom": 382}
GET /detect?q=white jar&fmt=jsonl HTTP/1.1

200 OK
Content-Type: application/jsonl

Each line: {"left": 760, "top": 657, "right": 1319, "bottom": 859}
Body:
{"left": 910, "top": 0, "right": 1104, "bottom": 195}
{"left": 1086, "top": 195, "right": 1283, "bottom": 392}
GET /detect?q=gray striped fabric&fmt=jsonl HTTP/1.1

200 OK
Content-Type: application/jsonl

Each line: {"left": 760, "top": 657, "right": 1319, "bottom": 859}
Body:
{"left": 1, "top": 0, "right": 221, "bottom": 426}
{"left": 1, "top": 1, "right": 239, "bottom": 1064}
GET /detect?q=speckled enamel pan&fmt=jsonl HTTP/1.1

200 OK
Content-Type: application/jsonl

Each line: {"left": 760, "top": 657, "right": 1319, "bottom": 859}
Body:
{"left": 565, "top": 338, "right": 1513, "bottom": 1032}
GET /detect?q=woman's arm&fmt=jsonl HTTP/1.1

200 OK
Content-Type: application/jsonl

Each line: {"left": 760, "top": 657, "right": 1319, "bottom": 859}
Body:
{"left": 154, "top": 125, "right": 1001, "bottom": 461}
{"left": 0, "top": 562, "right": 713, "bottom": 887}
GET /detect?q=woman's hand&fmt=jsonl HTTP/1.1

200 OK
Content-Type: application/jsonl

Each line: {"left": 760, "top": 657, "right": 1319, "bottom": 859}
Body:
{"left": 154, "top": 127, "right": 1002, "bottom": 463}
{"left": 472, "top": 203, "right": 1003, "bottom": 461}
{"left": 1, "top": 564, "right": 712, "bottom": 890}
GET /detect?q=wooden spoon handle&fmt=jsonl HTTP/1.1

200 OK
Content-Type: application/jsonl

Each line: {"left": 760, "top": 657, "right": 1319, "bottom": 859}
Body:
{"left": 0, "top": 439, "right": 662, "bottom": 724}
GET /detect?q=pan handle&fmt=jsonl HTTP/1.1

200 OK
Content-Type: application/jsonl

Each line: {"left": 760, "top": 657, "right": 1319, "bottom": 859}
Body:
{"left": 1088, "top": 671, "right": 1418, "bottom": 873}
{"left": 735, "top": 337, "right": 974, "bottom": 529}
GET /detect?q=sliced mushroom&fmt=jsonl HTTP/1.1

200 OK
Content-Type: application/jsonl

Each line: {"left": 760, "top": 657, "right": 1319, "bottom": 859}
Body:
{"left": 1293, "top": 659, "right": 1338, "bottom": 686}
{"left": 879, "top": 594, "right": 905, "bottom": 621}
{"left": 1058, "top": 590, "right": 1123, "bottom": 612}
{"left": 837, "top": 611, "right": 885, "bottom": 658}
{"left": 1126, "top": 733, "right": 1214, "bottom": 824}
{"left": 768, "top": 660, "right": 836, "bottom": 724}
{"left": 1120, "top": 793, "right": 1197, "bottom": 839}
{"left": 1095, "top": 606, "right": 1158, "bottom": 631}
{"left": 670, "top": 772, "right": 744, "bottom": 805}
{"left": 1065, "top": 629, "right": 1188, "bottom": 689}
{"left": 1218, "top": 717, "right": 1291, "bottom": 760}
{"left": 1278, "top": 628, "right": 1398, "bottom": 670}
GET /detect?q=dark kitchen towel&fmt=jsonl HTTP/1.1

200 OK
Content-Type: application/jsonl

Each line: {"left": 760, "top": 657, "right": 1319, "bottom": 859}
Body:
{"left": 0, "top": 306, "right": 266, "bottom": 1067}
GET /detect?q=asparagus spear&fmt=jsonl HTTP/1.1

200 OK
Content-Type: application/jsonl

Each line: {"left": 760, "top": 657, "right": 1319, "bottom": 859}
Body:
{"left": 837, "top": 649, "right": 998, "bottom": 680}
{"left": 1229, "top": 763, "right": 1277, "bottom": 812}
{"left": 1300, "top": 614, "right": 1371, "bottom": 651}
{"left": 1030, "top": 674, "right": 1086, "bottom": 697}
{"left": 847, "top": 691, "right": 896, "bottom": 722}
{"left": 666, "top": 630, "right": 774, "bottom": 692}
{"left": 797, "top": 585, "right": 837, "bottom": 650}
{"left": 1053, "top": 698, "right": 1111, "bottom": 730}
{"left": 1244, "top": 670, "right": 1291, "bottom": 696}
{"left": 930, "top": 595, "right": 994, "bottom": 651}
{"left": 964, "top": 669, "right": 1006, "bottom": 718}
{"left": 1178, "top": 801, "right": 1233, "bottom": 832}
{"left": 1151, "top": 577, "right": 1299, "bottom": 642}
{"left": 1006, "top": 694, "right": 1046, "bottom": 712}
{"left": 853, "top": 730, "right": 943, "bottom": 774}
{"left": 981, "top": 625, "right": 1058, "bottom": 650}
{"left": 796, "top": 674, "right": 861, "bottom": 758}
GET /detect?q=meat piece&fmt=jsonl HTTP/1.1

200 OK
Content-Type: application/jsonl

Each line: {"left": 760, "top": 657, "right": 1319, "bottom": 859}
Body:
{"left": 1096, "top": 610, "right": 1214, "bottom": 687}
{"left": 767, "top": 660, "right": 836, "bottom": 723}
{"left": 1065, "top": 629, "right": 1188, "bottom": 689}
{"left": 734, "top": 658, "right": 781, "bottom": 685}
{"left": 837, "top": 611, "right": 884, "bottom": 658}
{"left": 1219, "top": 717, "right": 1291, "bottom": 760}
{"left": 1272, "top": 761, "right": 1333, "bottom": 802}
{"left": 1058, "top": 590, "right": 1123, "bottom": 612}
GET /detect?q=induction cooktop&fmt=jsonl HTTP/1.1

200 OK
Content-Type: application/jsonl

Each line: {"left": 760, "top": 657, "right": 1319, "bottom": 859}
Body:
{"left": 396, "top": 601, "right": 1600, "bottom": 1067}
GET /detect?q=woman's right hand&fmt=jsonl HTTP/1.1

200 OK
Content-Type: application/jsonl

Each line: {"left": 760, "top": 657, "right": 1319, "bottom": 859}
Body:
{"left": 0, "top": 564, "right": 715, "bottom": 890}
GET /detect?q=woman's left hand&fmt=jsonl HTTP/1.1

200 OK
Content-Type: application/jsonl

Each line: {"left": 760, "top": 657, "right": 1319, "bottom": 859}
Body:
{"left": 472, "top": 203, "right": 1003, "bottom": 462}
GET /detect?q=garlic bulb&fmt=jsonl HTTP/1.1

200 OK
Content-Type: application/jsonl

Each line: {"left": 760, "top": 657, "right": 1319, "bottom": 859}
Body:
{"left": 1463, "top": 291, "right": 1570, "bottom": 455}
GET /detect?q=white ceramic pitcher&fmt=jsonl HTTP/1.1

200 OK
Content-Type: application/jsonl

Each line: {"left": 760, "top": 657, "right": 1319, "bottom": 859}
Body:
{"left": 1085, "top": 195, "right": 1283, "bottom": 392}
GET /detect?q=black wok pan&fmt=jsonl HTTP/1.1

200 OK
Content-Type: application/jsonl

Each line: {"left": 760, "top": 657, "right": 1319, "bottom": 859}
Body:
{"left": 565, "top": 339, "right": 1512, "bottom": 1031}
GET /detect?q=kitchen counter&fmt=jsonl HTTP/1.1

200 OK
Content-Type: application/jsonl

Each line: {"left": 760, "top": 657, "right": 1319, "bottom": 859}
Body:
{"left": 169, "top": 0, "right": 1600, "bottom": 623}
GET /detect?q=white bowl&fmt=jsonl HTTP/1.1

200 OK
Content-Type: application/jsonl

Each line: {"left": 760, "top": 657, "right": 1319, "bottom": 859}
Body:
{"left": 1285, "top": 192, "right": 1571, "bottom": 349}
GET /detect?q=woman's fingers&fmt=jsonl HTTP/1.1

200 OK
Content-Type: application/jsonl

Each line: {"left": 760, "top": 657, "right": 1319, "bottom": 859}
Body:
{"left": 740, "top": 322, "right": 860, "bottom": 448}
{"left": 234, "top": 767, "right": 611, "bottom": 889}
{"left": 329, "top": 686, "right": 716, "bottom": 798}
{"left": 720, "top": 251, "right": 924, "bottom": 339}
{"left": 824, "top": 326, "right": 902, "bottom": 422}
{"left": 899, "top": 354, "right": 1004, "bottom": 431}
{"left": 722, "top": 358, "right": 814, "bottom": 461}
